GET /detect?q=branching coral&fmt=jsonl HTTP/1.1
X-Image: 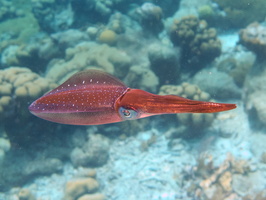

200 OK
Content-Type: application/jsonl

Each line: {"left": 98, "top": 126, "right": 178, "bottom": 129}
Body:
{"left": 169, "top": 16, "right": 221, "bottom": 70}
{"left": 187, "top": 153, "right": 253, "bottom": 199}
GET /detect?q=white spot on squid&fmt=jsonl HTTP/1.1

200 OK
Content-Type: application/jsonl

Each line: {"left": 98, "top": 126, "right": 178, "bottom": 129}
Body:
{"left": 82, "top": 80, "right": 85, "bottom": 84}
{"left": 90, "top": 79, "right": 92, "bottom": 82}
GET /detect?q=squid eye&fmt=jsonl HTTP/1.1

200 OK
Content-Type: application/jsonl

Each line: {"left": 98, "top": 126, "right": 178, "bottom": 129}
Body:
{"left": 118, "top": 107, "right": 138, "bottom": 120}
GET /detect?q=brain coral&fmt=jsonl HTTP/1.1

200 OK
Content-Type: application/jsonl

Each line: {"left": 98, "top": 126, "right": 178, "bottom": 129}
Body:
{"left": 169, "top": 16, "right": 221, "bottom": 70}
{"left": 45, "top": 42, "right": 131, "bottom": 83}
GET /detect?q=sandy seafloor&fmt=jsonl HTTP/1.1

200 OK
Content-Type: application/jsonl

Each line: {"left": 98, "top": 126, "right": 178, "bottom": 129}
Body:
{"left": 2, "top": 102, "right": 266, "bottom": 200}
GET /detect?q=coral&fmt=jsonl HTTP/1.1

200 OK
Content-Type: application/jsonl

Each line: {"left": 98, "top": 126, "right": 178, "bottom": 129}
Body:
{"left": 0, "top": 137, "right": 11, "bottom": 164}
{"left": 98, "top": 29, "right": 117, "bottom": 45}
{"left": 124, "top": 65, "right": 159, "bottom": 93}
{"left": 232, "top": 172, "right": 264, "bottom": 197}
{"left": 191, "top": 153, "right": 255, "bottom": 199}
{"left": 213, "top": 0, "right": 266, "bottom": 28}
{"left": 239, "top": 22, "right": 266, "bottom": 59}
{"left": 192, "top": 68, "right": 241, "bottom": 100}
{"left": 45, "top": 42, "right": 131, "bottom": 83}
{"left": 0, "top": 12, "right": 39, "bottom": 52}
{"left": 51, "top": 29, "right": 90, "bottom": 50}
{"left": 77, "top": 194, "right": 105, "bottom": 200}
{"left": 117, "top": 118, "right": 151, "bottom": 137}
{"left": 218, "top": 171, "right": 232, "bottom": 192}
{"left": 32, "top": 0, "right": 73, "bottom": 33}
{"left": 159, "top": 83, "right": 215, "bottom": 129}
{"left": 106, "top": 12, "right": 136, "bottom": 34}
{"left": 1, "top": 36, "right": 61, "bottom": 71}
{"left": 23, "top": 158, "right": 62, "bottom": 178}
{"left": 0, "top": 0, "right": 24, "bottom": 22}
{"left": 198, "top": 5, "right": 214, "bottom": 20}
{"left": 0, "top": 67, "right": 56, "bottom": 120}
{"left": 261, "top": 152, "right": 266, "bottom": 164}
{"left": 148, "top": 43, "right": 180, "bottom": 85}
{"left": 132, "top": 3, "right": 164, "bottom": 36}
{"left": 169, "top": 16, "right": 221, "bottom": 70}
{"left": 148, "top": 0, "right": 180, "bottom": 17}
{"left": 216, "top": 47, "right": 256, "bottom": 87}
{"left": 244, "top": 63, "right": 266, "bottom": 127}
{"left": 70, "top": 133, "right": 110, "bottom": 167}
{"left": 18, "top": 188, "right": 36, "bottom": 200}
{"left": 64, "top": 178, "right": 99, "bottom": 200}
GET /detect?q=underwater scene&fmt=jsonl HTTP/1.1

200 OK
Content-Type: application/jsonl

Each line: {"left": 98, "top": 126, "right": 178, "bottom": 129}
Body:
{"left": 0, "top": 0, "right": 266, "bottom": 199}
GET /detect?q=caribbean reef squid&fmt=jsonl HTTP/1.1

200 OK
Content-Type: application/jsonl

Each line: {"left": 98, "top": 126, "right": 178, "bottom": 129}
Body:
{"left": 29, "top": 69, "right": 236, "bottom": 125}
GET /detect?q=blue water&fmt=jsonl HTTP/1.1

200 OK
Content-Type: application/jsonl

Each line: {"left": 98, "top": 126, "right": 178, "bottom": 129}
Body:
{"left": 0, "top": 0, "right": 266, "bottom": 199}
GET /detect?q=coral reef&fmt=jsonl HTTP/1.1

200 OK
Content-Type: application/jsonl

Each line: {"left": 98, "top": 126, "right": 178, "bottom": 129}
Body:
{"left": 213, "top": 0, "right": 266, "bottom": 28}
{"left": 45, "top": 42, "right": 131, "bottom": 83}
{"left": 169, "top": 15, "right": 221, "bottom": 70}
{"left": 70, "top": 133, "right": 110, "bottom": 167}
{"left": 239, "top": 22, "right": 266, "bottom": 59}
